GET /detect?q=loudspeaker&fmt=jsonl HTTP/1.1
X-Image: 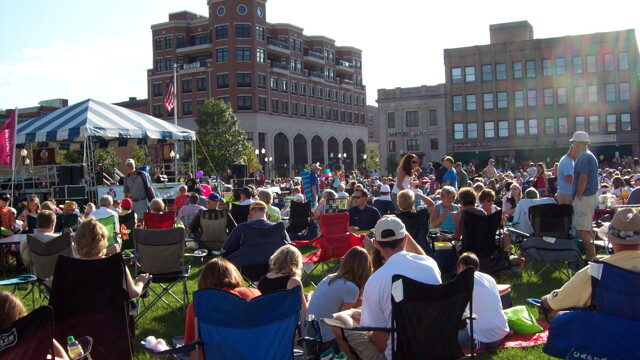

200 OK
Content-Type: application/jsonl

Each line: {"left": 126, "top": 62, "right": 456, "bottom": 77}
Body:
{"left": 230, "top": 163, "right": 247, "bottom": 179}
{"left": 54, "top": 185, "right": 86, "bottom": 199}
{"left": 57, "top": 165, "right": 88, "bottom": 186}
{"left": 57, "top": 166, "right": 73, "bottom": 186}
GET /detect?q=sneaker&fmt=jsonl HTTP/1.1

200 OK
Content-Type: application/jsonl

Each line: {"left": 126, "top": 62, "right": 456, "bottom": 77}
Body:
{"left": 320, "top": 348, "right": 335, "bottom": 360}
{"left": 334, "top": 352, "right": 347, "bottom": 360}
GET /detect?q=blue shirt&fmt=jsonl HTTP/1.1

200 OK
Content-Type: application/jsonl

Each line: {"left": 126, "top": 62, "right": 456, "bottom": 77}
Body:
{"left": 572, "top": 149, "right": 599, "bottom": 198}
{"left": 442, "top": 168, "right": 458, "bottom": 189}
{"left": 348, "top": 205, "right": 381, "bottom": 231}
{"left": 557, "top": 154, "right": 574, "bottom": 195}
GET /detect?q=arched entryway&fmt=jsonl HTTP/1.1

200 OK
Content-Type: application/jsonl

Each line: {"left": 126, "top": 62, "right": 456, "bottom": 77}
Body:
{"left": 311, "top": 135, "right": 324, "bottom": 166}
{"left": 273, "top": 132, "right": 290, "bottom": 177}
{"left": 293, "top": 134, "right": 308, "bottom": 175}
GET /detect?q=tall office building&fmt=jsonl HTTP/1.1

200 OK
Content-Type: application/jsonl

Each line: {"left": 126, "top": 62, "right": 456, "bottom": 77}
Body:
{"left": 148, "top": 0, "right": 368, "bottom": 176}
{"left": 444, "top": 21, "right": 639, "bottom": 169}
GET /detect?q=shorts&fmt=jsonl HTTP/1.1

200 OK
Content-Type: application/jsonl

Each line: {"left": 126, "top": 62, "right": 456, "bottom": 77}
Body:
{"left": 345, "top": 331, "right": 386, "bottom": 360}
{"left": 572, "top": 195, "right": 596, "bottom": 231}
{"left": 555, "top": 193, "right": 572, "bottom": 205}
{"left": 132, "top": 200, "right": 148, "bottom": 220}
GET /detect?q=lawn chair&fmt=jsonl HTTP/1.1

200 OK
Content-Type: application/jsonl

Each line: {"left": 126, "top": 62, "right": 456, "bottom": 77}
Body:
{"left": 287, "top": 200, "right": 318, "bottom": 242}
{"left": 150, "top": 287, "right": 302, "bottom": 360}
{"left": 143, "top": 211, "right": 175, "bottom": 229}
{"left": 54, "top": 213, "right": 80, "bottom": 233}
{"left": 118, "top": 211, "right": 136, "bottom": 250}
{"left": 24, "top": 215, "right": 37, "bottom": 233}
{"left": 460, "top": 210, "right": 510, "bottom": 275}
{"left": 191, "top": 208, "right": 236, "bottom": 253}
{"left": 323, "top": 268, "right": 475, "bottom": 360}
{"left": 543, "top": 261, "right": 640, "bottom": 360}
{"left": 96, "top": 215, "right": 119, "bottom": 249}
{"left": 395, "top": 209, "right": 433, "bottom": 256}
{"left": 324, "top": 198, "right": 350, "bottom": 214}
{"left": 27, "top": 232, "right": 73, "bottom": 300}
{"left": 230, "top": 203, "right": 251, "bottom": 224}
{"left": 179, "top": 212, "right": 199, "bottom": 247}
{"left": 50, "top": 254, "right": 133, "bottom": 360}
{"left": 0, "top": 306, "right": 55, "bottom": 360}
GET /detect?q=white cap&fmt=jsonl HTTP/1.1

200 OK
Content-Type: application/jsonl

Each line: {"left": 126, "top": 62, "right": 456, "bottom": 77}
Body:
{"left": 633, "top": 174, "right": 640, "bottom": 182}
{"left": 570, "top": 131, "right": 590, "bottom": 143}
{"left": 125, "top": 158, "right": 135, "bottom": 164}
{"left": 380, "top": 184, "right": 391, "bottom": 193}
{"left": 375, "top": 216, "right": 407, "bottom": 242}
{"left": 293, "top": 193, "right": 305, "bottom": 202}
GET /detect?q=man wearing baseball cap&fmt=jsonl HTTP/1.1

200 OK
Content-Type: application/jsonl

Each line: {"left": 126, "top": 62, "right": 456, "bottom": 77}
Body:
{"left": 334, "top": 216, "right": 441, "bottom": 360}
{"left": 372, "top": 184, "right": 395, "bottom": 215}
{"left": 123, "top": 158, "right": 155, "bottom": 223}
{"left": 626, "top": 174, "right": 640, "bottom": 205}
{"left": 539, "top": 208, "right": 640, "bottom": 319}
{"left": 570, "top": 131, "right": 599, "bottom": 261}
{"left": 310, "top": 163, "right": 322, "bottom": 204}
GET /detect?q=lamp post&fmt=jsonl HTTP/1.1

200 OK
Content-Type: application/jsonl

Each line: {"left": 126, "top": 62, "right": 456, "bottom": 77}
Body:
{"left": 20, "top": 149, "right": 28, "bottom": 166}
{"left": 264, "top": 156, "right": 273, "bottom": 179}
{"left": 363, "top": 154, "right": 367, "bottom": 175}
{"left": 170, "top": 150, "right": 179, "bottom": 182}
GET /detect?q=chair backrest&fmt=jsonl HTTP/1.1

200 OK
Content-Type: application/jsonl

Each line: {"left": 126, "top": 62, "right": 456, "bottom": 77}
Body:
{"left": 314, "top": 233, "right": 365, "bottom": 263}
{"left": 144, "top": 211, "right": 175, "bottom": 229}
{"left": 198, "top": 209, "right": 232, "bottom": 251}
{"left": 395, "top": 210, "right": 432, "bottom": 255}
{"left": 225, "top": 222, "right": 288, "bottom": 268}
{"left": 460, "top": 209, "right": 503, "bottom": 256}
{"left": 512, "top": 198, "right": 556, "bottom": 234}
{"left": 27, "top": 232, "right": 73, "bottom": 280}
{"left": 0, "top": 306, "right": 54, "bottom": 360}
{"left": 324, "top": 198, "right": 350, "bottom": 214}
{"left": 96, "top": 215, "right": 117, "bottom": 247}
{"left": 49, "top": 254, "right": 132, "bottom": 360}
{"left": 180, "top": 212, "right": 199, "bottom": 239}
{"left": 390, "top": 268, "right": 474, "bottom": 360}
{"left": 118, "top": 211, "right": 136, "bottom": 250}
{"left": 529, "top": 203, "right": 572, "bottom": 238}
{"left": 54, "top": 213, "right": 79, "bottom": 233}
{"left": 319, "top": 212, "right": 349, "bottom": 237}
{"left": 230, "top": 204, "right": 251, "bottom": 224}
{"left": 133, "top": 227, "right": 185, "bottom": 274}
{"left": 25, "top": 215, "right": 37, "bottom": 233}
{"left": 193, "top": 287, "right": 301, "bottom": 360}
{"left": 288, "top": 201, "right": 312, "bottom": 233}
{"left": 590, "top": 261, "right": 640, "bottom": 322}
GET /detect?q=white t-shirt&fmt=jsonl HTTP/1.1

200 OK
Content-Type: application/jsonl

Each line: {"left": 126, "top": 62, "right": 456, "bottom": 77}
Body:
{"left": 469, "top": 271, "right": 509, "bottom": 343}
{"left": 360, "top": 251, "right": 441, "bottom": 359}
{"left": 557, "top": 155, "right": 574, "bottom": 195}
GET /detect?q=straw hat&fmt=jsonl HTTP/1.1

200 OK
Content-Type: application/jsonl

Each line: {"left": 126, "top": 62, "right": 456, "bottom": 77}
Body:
{"left": 597, "top": 208, "right": 640, "bottom": 244}
{"left": 59, "top": 201, "right": 78, "bottom": 210}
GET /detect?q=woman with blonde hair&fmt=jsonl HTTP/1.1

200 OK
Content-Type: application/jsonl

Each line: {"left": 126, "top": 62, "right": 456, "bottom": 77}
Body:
{"left": 430, "top": 186, "right": 459, "bottom": 233}
{"left": 148, "top": 197, "right": 166, "bottom": 213}
{"left": 258, "top": 245, "right": 307, "bottom": 316}
{"left": 503, "top": 183, "right": 522, "bottom": 222}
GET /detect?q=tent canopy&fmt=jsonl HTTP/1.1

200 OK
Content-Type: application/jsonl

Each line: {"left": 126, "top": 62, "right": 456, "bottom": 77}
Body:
{"left": 16, "top": 98, "right": 195, "bottom": 144}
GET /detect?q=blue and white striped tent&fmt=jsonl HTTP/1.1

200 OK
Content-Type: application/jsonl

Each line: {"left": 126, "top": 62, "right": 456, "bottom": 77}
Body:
{"left": 16, "top": 98, "right": 195, "bottom": 143}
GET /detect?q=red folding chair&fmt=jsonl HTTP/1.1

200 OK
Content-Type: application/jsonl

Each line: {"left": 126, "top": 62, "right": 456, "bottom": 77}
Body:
{"left": 144, "top": 211, "right": 176, "bottom": 229}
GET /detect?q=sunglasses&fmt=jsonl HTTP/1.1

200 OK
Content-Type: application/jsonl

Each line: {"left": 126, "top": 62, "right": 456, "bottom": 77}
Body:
{"left": 412, "top": 161, "right": 419, "bottom": 164}
{"left": 352, "top": 195, "right": 364, "bottom": 199}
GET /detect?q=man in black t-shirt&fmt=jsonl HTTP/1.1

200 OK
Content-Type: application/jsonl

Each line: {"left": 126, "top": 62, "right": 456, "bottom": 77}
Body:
{"left": 185, "top": 173, "right": 198, "bottom": 192}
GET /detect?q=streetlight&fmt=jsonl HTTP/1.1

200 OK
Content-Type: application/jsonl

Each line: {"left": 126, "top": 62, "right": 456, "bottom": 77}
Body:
{"left": 363, "top": 154, "right": 367, "bottom": 175}
{"left": 20, "top": 149, "right": 28, "bottom": 166}
{"left": 170, "top": 150, "right": 178, "bottom": 182}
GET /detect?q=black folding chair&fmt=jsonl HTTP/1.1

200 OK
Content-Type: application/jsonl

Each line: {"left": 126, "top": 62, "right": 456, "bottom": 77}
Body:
{"left": 460, "top": 210, "right": 510, "bottom": 275}
{"left": 0, "top": 306, "right": 55, "bottom": 360}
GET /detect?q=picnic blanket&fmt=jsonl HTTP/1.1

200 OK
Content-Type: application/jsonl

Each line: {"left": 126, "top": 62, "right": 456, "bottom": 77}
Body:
{"left": 464, "top": 321, "right": 549, "bottom": 354}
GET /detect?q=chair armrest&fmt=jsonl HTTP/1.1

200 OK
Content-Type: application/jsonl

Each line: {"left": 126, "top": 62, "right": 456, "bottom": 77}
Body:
{"left": 184, "top": 249, "right": 208, "bottom": 258}
{"left": 504, "top": 227, "right": 530, "bottom": 238}
{"left": 143, "top": 340, "right": 201, "bottom": 356}
{"left": 321, "top": 318, "right": 395, "bottom": 333}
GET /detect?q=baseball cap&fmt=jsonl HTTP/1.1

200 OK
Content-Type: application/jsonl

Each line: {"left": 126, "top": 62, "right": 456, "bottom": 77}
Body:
{"left": 249, "top": 201, "right": 267, "bottom": 210}
{"left": 208, "top": 192, "right": 223, "bottom": 202}
{"left": 632, "top": 174, "right": 640, "bottom": 182}
{"left": 569, "top": 131, "right": 590, "bottom": 143}
{"left": 374, "top": 216, "right": 407, "bottom": 242}
{"left": 293, "top": 193, "right": 305, "bottom": 202}
{"left": 380, "top": 185, "right": 391, "bottom": 193}
{"left": 311, "top": 163, "right": 322, "bottom": 170}
{"left": 121, "top": 198, "right": 133, "bottom": 210}
{"left": 125, "top": 158, "right": 135, "bottom": 164}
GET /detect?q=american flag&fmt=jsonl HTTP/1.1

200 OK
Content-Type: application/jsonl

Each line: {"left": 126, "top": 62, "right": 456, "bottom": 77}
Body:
{"left": 164, "top": 80, "right": 175, "bottom": 112}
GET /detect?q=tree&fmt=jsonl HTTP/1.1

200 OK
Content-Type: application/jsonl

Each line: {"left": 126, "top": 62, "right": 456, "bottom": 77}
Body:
{"left": 364, "top": 144, "right": 381, "bottom": 173}
{"left": 129, "top": 147, "right": 151, "bottom": 167}
{"left": 195, "top": 99, "right": 251, "bottom": 175}
{"left": 386, "top": 153, "right": 398, "bottom": 176}
{"left": 243, "top": 147, "right": 262, "bottom": 175}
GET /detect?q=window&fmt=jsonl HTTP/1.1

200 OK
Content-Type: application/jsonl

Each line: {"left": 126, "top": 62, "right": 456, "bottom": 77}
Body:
{"left": 291, "top": 81, "right": 297, "bottom": 94}
{"left": 454, "top": 123, "right": 464, "bottom": 140}
{"left": 237, "top": 96, "right": 252, "bottom": 111}
{"left": 196, "top": 77, "right": 207, "bottom": 92}
{"left": 332, "top": 90, "right": 338, "bottom": 102}
{"left": 573, "top": 56, "right": 583, "bottom": 74}
{"left": 515, "top": 90, "right": 524, "bottom": 107}
{"left": 484, "top": 122, "right": 495, "bottom": 138}
{"left": 256, "top": 48, "right": 265, "bottom": 63}
{"left": 215, "top": 25, "right": 228, "bottom": 40}
{"left": 257, "top": 74, "right": 266, "bottom": 89}
{"left": 258, "top": 97, "right": 266, "bottom": 111}
{"left": 496, "top": 63, "right": 506, "bottom": 80}
{"left": 236, "top": 46, "right": 250, "bottom": 61}
{"left": 429, "top": 109, "right": 437, "bottom": 126}
{"left": 407, "top": 139, "right": 419, "bottom": 152}
{"left": 196, "top": 99, "right": 204, "bottom": 109}
{"left": 575, "top": 116, "right": 586, "bottom": 132}
{"left": 165, "top": 57, "right": 173, "bottom": 71}
{"left": 526, "top": 60, "right": 536, "bottom": 78}
{"left": 182, "top": 79, "right": 192, "bottom": 93}
{"left": 176, "top": 35, "right": 185, "bottom": 48}
{"left": 513, "top": 61, "right": 523, "bottom": 79}
{"left": 333, "top": 109, "right": 338, "bottom": 120}
{"left": 482, "top": 64, "right": 492, "bottom": 81}
{"left": 587, "top": 85, "right": 598, "bottom": 103}
{"left": 606, "top": 114, "right": 617, "bottom": 132}
{"left": 183, "top": 100, "right": 192, "bottom": 115}
{"left": 605, "top": 84, "right": 616, "bottom": 102}
{"left": 406, "top": 111, "right": 419, "bottom": 127}
{"left": 557, "top": 87, "right": 567, "bottom": 104}
{"left": 620, "top": 83, "right": 630, "bottom": 100}
{"left": 621, "top": 113, "right": 631, "bottom": 131}
{"left": 217, "top": 73, "right": 229, "bottom": 89}
{"left": 153, "top": 83, "right": 162, "bottom": 97}
{"left": 218, "top": 96, "right": 230, "bottom": 104}
{"left": 558, "top": 117, "right": 568, "bottom": 134}
{"left": 388, "top": 140, "right": 396, "bottom": 153}
{"left": 281, "top": 101, "right": 288, "bottom": 115}
{"left": 483, "top": 93, "right": 494, "bottom": 109}
{"left": 271, "top": 99, "right": 279, "bottom": 113}
{"left": 466, "top": 94, "right": 476, "bottom": 111}
{"left": 452, "top": 95, "right": 463, "bottom": 111}
{"left": 544, "top": 88, "right": 554, "bottom": 105}
{"left": 235, "top": 24, "right": 250, "bottom": 38}
{"left": 216, "top": 47, "right": 229, "bottom": 62}
{"left": 498, "top": 120, "right": 509, "bottom": 137}
{"left": 527, "top": 89, "right": 537, "bottom": 107}
{"left": 190, "top": 32, "right": 211, "bottom": 46}
{"left": 542, "top": 59, "right": 553, "bottom": 76}
{"left": 270, "top": 77, "right": 278, "bottom": 91}
{"left": 574, "top": 86, "right": 584, "bottom": 104}
{"left": 465, "top": 66, "right": 475, "bottom": 82}
{"left": 387, "top": 112, "right": 395, "bottom": 128}
{"left": 467, "top": 123, "right": 478, "bottom": 139}
{"left": 587, "top": 55, "right": 596, "bottom": 72}
{"left": 300, "top": 83, "right": 306, "bottom": 96}
{"left": 545, "top": 118, "right": 555, "bottom": 135}
{"left": 325, "top": 89, "right": 331, "bottom": 100}
{"left": 451, "top": 67, "right": 462, "bottom": 84}
{"left": 291, "top": 102, "right": 298, "bottom": 115}
{"left": 153, "top": 104, "right": 163, "bottom": 117}
{"left": 589, "top": 115, "right": 599, "bottom": 133}
{"left": 155, "top": 38, "right": 162, "bottom": 51}
{"left": 281, "top": 79, "right": 288, "bottom": 92}
{"left": 317, "top": 107, "right": 323, "bottom": 118}
{"left": 165, "top": 36, "right": 172, "bottom": 49}
{"left": 497, "top": 92, "right": 507, "bottom": 109}
{"left": 515, "top": 120, "right": 525, "bottom": 136}
{"left": 431, "top": 138, "right": 439, "bottom": 151}
{"left": 317, "top": 87, "right": 322, "bottom": 99}
{"left": 619, "top": 52, "right": 629, "bottom": 70}
{"left": 555, "top": 57, "right": 566, "bottom": 75}
{"left": 528, "top": 119, "right": 538, "bottom": 135}
{"left": 604, "top": 53, "right": 614, "bottom": 71}
{"left": 237, "top": 73, "right": 251, "bottom": 87}
{"left": 256, "top": 25, "right": 264, "bottom": 41}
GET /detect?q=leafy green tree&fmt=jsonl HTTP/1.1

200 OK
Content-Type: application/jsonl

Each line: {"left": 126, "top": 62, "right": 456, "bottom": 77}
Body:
{"left": 129, "top": 147, "right": 151, "bottom": 167}
{"left": 195, "top": 99, "right": 251, "bottom": 175}
{"left": 364, "top": 144, "right": 381, "bottom": 173}
{"left": 386, "top": 153, "right": 398, "bottom": 176}
{"left": 243, "top": 147, "right": 263, "bottom": 176}
{"left": 94, "top": 148, "right": 120, "bottom": 175}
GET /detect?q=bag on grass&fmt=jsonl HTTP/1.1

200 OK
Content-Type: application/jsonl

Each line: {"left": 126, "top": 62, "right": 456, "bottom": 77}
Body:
{"left": 503, "top": 305, "right": 543, "bottom": 334}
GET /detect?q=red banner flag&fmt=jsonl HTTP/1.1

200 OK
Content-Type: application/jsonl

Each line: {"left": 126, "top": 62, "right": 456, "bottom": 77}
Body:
{"left": 0, "top": 109, "right": 16, "bottom": 168}
{"left": 164, "top": 80, "right": 175, "bottom": 112}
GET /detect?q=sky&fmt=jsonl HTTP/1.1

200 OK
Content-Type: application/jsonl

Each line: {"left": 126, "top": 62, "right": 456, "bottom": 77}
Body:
{"left": 1, "top": 0, "right": 639, "bottom": 110}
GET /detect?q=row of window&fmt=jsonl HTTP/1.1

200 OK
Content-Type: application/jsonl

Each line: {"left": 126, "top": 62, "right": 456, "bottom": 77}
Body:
{"left": 152, "top": 77, "right": 208, "bottom": 97}
{"left": 452, "top": 113, "right": 632, "bottom": 140}
{"left": 388, "top": 139, "right": 439, "bottom": 153}
{"left": 155, "top": 33, "right": 212, "bottom": 51}
{"left": 386, "top": 109, "right": 439, "bottom": 128}
{"left": 451, "top": 83, "right": 631, "bottom": 111}
{"left": 451, "top": 52, "right": 630, "bottom": 83}
{"left": 268, "top": 77, "right": 365, "bottom": 106}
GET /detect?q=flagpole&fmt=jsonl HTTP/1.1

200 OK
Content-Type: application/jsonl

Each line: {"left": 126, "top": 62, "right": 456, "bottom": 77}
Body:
{"left": 173, "top": 64, "right": 178, "bottom": 182}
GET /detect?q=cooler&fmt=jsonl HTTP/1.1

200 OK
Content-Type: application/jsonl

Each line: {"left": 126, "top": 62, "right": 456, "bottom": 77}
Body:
{"left": 434, "top": 241, "right": 456, "bottom": 274}
{"left": 497, "top": 284, "right": 512, "bottom": 309}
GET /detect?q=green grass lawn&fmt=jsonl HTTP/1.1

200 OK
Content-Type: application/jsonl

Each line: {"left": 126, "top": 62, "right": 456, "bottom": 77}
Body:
{"left": 7, "top": 247, "right": 567, "bottom": 360}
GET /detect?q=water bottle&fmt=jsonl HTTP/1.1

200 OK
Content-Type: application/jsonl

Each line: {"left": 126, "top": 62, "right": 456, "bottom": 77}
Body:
{"left": 304, "top": 314, "right": 319, "bottom": 359}
{"left": 66, "top": 336, "right": 84, "bottom": 360}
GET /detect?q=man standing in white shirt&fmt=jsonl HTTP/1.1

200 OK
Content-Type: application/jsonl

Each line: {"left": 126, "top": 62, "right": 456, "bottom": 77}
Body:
{"left": 89, "top": 194, "right": 121, "bottom": 254}
{"left": 556, "top": 143, "right": 578, "bottom": 205}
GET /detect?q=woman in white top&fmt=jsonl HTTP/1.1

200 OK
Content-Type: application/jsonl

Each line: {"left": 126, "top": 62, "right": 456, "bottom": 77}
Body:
{"left": 392, "top": 153, "right": 420, "bottom": 205}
